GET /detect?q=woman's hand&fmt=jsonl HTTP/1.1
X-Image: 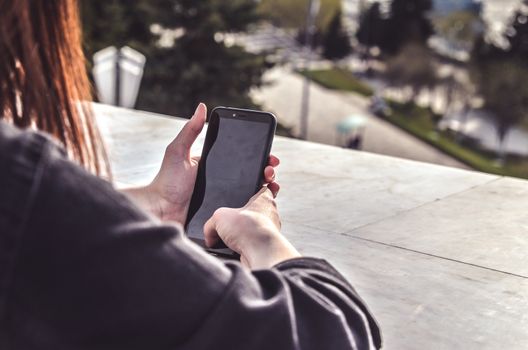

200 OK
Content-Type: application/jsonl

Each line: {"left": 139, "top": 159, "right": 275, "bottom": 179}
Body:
{"left": 124, "top": 103, "right": 280, "bottom": 224}
{"left": 204, "top": 187, "right": 300, "bottom": 269}
{"left": 145, "top": 103, "right": 207, "bottom": 223}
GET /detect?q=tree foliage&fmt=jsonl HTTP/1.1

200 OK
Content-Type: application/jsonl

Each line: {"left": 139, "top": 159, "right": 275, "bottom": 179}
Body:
{"left": 81, "top": 0, "right": 269, "bottom": 116}
{"left": 470, "top": 2, "right": 528, "bottom": 145}
{"left": 504, "top": 1, "right": 528, "bottom": 62}
{"left": 258, "top": 0, "right": 341, "bottom": 34}
{"left": 322, "top": 10, "right": 352, "bottom": 60}
{"left": 433, "top": 9, "right": 483, "bottom": 50}
{"left": 385, "top": 43, "right": 437, "bottom": 101}
{"left": 81, "top": 1, "right": 157, "bottom": 54}
{"left": 356, "top": 0, "right": 434, "bottom": 56}
{"left": 356, "top": 2, "right": 385, "bottom": 54}
{"left": 472, "top": 62, "right": 528, "bottom": 141}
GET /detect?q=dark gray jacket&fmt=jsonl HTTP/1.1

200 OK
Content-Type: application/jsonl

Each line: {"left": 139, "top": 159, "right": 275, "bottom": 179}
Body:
{"left": 0, "top": 121, "right": 381, "bottom": 350}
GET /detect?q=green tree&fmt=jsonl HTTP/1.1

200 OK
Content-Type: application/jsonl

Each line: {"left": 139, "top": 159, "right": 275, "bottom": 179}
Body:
{"left": 357, "top": 0, "right": 434, "bottom": 57}
{"left": 81, "top": 0, "right": 270, "bottom": 116}
{"left": 385, "top": 44, "right": 437, "bottom": 102}
{"left": 81, "top": 1, "right": 157, "bottom": 55}
{"left": 382, "top": 0, "right": 434, "bottom": 55}
{"left": 322, "top": 10, "right": 352, "bottom": 60}
{"left": 258, "top": 0, "right": 341, "bottom": 35}
{"left": 472, "top": 61, "right": 528, "bottom": 159}
{"left": 356, "top": 2, "right": 387, "bottom": 75}
{"left": 433, "top": 9, "right": 483, "bottom": 51}
{"left": 470, "top": 3, "right": 528, "bottom": 159}
{"left": 504, "top": 1, "right": 528, "bottom": 62}
{"left": 356, "top": 2, "right": 385, "bottom": 54}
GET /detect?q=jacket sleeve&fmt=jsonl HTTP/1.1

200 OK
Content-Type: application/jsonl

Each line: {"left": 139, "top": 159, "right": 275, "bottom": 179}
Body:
{"left": 5, "top": 130, "right": 382, "bottom": 350}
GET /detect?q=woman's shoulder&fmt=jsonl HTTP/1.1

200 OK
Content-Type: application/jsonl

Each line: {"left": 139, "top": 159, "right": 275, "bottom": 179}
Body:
{"left": 0, "top": 121, "right": 66, "bottom": 224}
{"left": 0, "top": 120, "right": 59, "bottom": 146}
{"left": 0, "top": 120, "right": 66, "bottom": 174}
{"left": 0, "top": 120, "right": 63, "bottom": 160}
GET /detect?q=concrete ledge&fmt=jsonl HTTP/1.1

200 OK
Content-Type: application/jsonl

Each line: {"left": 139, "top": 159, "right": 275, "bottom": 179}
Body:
{"left": 95, "top": 104, "right": 528, "bottom": 350}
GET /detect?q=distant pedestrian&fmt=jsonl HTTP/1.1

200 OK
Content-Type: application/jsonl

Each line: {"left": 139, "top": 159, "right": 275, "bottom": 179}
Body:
{"left": 347, "top": 135, "right": 363, "bottom": 150}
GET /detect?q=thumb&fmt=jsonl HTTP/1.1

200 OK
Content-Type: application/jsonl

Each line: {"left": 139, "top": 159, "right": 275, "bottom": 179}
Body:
{"left": 203, "top": 207, "right": 238, "bottom": 249}
{"left": 203, "top": 209, "right": 221, "bottom": 248}
{"left": 169, "top": 103, "right": 207, "bottom": 158}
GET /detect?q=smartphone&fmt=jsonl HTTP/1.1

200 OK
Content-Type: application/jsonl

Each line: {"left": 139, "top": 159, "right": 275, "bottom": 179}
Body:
{"left": 185, "top": 106, "right": 277, "bottom": 258}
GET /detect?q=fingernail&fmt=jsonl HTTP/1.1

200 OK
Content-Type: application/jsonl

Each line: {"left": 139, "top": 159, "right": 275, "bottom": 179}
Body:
{"left": 192, "top": 103, "right": 205, "bottom": 120}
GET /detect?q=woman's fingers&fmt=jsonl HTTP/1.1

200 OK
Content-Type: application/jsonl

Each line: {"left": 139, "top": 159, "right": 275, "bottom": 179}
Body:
{"left": 204, "top": 207, "right": 240, "bottom": 250}
{"left": 265, "top": 155, "right": 279, "bottom": 183}
{"left": 264, "top": 165, "right": 275, "bottom": 183}
{"left": 167, "top": 103, "right": 207, "bottom": 158}
{"left": 268, "top": 182, "right": 280, "bottom": 198}
{"left": 203, "top": 212, "right": 220, "bottom": 248}
{"left": 264, "top": 155, "right": 280, "bottom": 195}
{"left": 268, "top": 154, "right": 280, "bottom": 167}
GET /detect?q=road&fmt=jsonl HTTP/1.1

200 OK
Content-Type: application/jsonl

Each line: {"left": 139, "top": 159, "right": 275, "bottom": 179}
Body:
{"left": 251, "top": 67, "right": 469, "bottom": 169}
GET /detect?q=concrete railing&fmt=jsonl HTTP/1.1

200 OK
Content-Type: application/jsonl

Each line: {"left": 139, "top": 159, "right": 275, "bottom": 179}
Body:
{"left": 95, "top": 103, "right": 528, "bottom": 350}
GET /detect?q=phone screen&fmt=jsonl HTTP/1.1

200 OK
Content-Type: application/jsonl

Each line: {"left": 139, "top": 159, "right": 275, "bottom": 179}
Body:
{"left": 186, "top": 109, "right": 275, "bottom": 249}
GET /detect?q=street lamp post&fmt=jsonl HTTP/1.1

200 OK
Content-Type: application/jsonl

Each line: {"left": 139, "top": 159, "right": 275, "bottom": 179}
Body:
{"left": 115, "top": 49, "right": 121, "bottom": 107}
{"left": 299, "top": 0, "right": 320, "bottom": 140}
{"left": 93, "top": 46, "right": 146, "bottom": 109}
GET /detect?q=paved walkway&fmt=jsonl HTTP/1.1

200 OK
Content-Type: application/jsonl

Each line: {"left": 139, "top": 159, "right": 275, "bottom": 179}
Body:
{"left": 251, "top": 68, "right": 469, "bottom": 169}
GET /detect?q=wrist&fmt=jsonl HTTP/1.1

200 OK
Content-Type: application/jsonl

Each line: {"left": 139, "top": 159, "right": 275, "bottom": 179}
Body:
{"left": 122, "top": 185, "right": 162, "bottom": 219}
{"left": 147, "top": 182, "right": 187, "bottom": 223}
{"left": 122, "top": 184, "right": 185, "bottom": 223}
{"left": 244, "top": 229, "right": 301, "bottom": 270}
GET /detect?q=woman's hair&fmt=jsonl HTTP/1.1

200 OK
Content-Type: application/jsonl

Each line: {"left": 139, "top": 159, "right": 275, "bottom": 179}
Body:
{"left": 0, "top": 0, "right": 108, "bottom": 175}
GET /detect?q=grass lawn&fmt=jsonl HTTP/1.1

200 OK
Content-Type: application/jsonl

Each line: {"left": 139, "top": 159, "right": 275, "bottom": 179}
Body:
{"left": 386, "top": 102, "right": 528, "bottom": 179}
{"left": 298, "top": 68, "right": 374, "bottom": 97}
{"left": 298, "top": 68, "right": 528, "bottom": 179}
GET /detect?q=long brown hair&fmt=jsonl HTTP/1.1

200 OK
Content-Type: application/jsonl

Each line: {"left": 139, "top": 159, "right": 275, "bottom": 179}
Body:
{"left": 0, "top": 0, "right": 108, "bottom": 175}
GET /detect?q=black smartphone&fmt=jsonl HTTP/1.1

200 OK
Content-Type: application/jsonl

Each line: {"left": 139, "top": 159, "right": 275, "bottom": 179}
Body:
{"left": 185, "top": 106, "right": 277, "bottom": 258}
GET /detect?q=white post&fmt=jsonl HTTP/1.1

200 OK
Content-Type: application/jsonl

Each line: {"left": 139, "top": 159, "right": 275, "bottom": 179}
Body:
{"left": 93, "top": 46, "right": 146, "bottom": 109}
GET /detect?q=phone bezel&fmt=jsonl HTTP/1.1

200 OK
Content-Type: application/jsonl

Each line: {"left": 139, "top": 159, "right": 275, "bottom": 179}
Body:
{"left": 185, "top": 106, "right": 277, "bottom": 258}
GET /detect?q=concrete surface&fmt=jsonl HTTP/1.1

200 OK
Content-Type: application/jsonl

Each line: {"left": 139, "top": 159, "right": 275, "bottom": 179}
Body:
{"left": 95, "top": 104, "right": 528, "bottom": 350}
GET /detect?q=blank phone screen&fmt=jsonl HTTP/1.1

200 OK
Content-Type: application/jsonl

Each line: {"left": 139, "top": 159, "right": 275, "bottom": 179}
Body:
{"left": 186, "top": 114, "right": 272, "bottom": 242}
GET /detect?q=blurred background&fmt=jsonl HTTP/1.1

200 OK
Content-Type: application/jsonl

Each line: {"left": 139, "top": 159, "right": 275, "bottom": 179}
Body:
{"left": 81, "top": 0, "right": 528, "bottom": 179}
